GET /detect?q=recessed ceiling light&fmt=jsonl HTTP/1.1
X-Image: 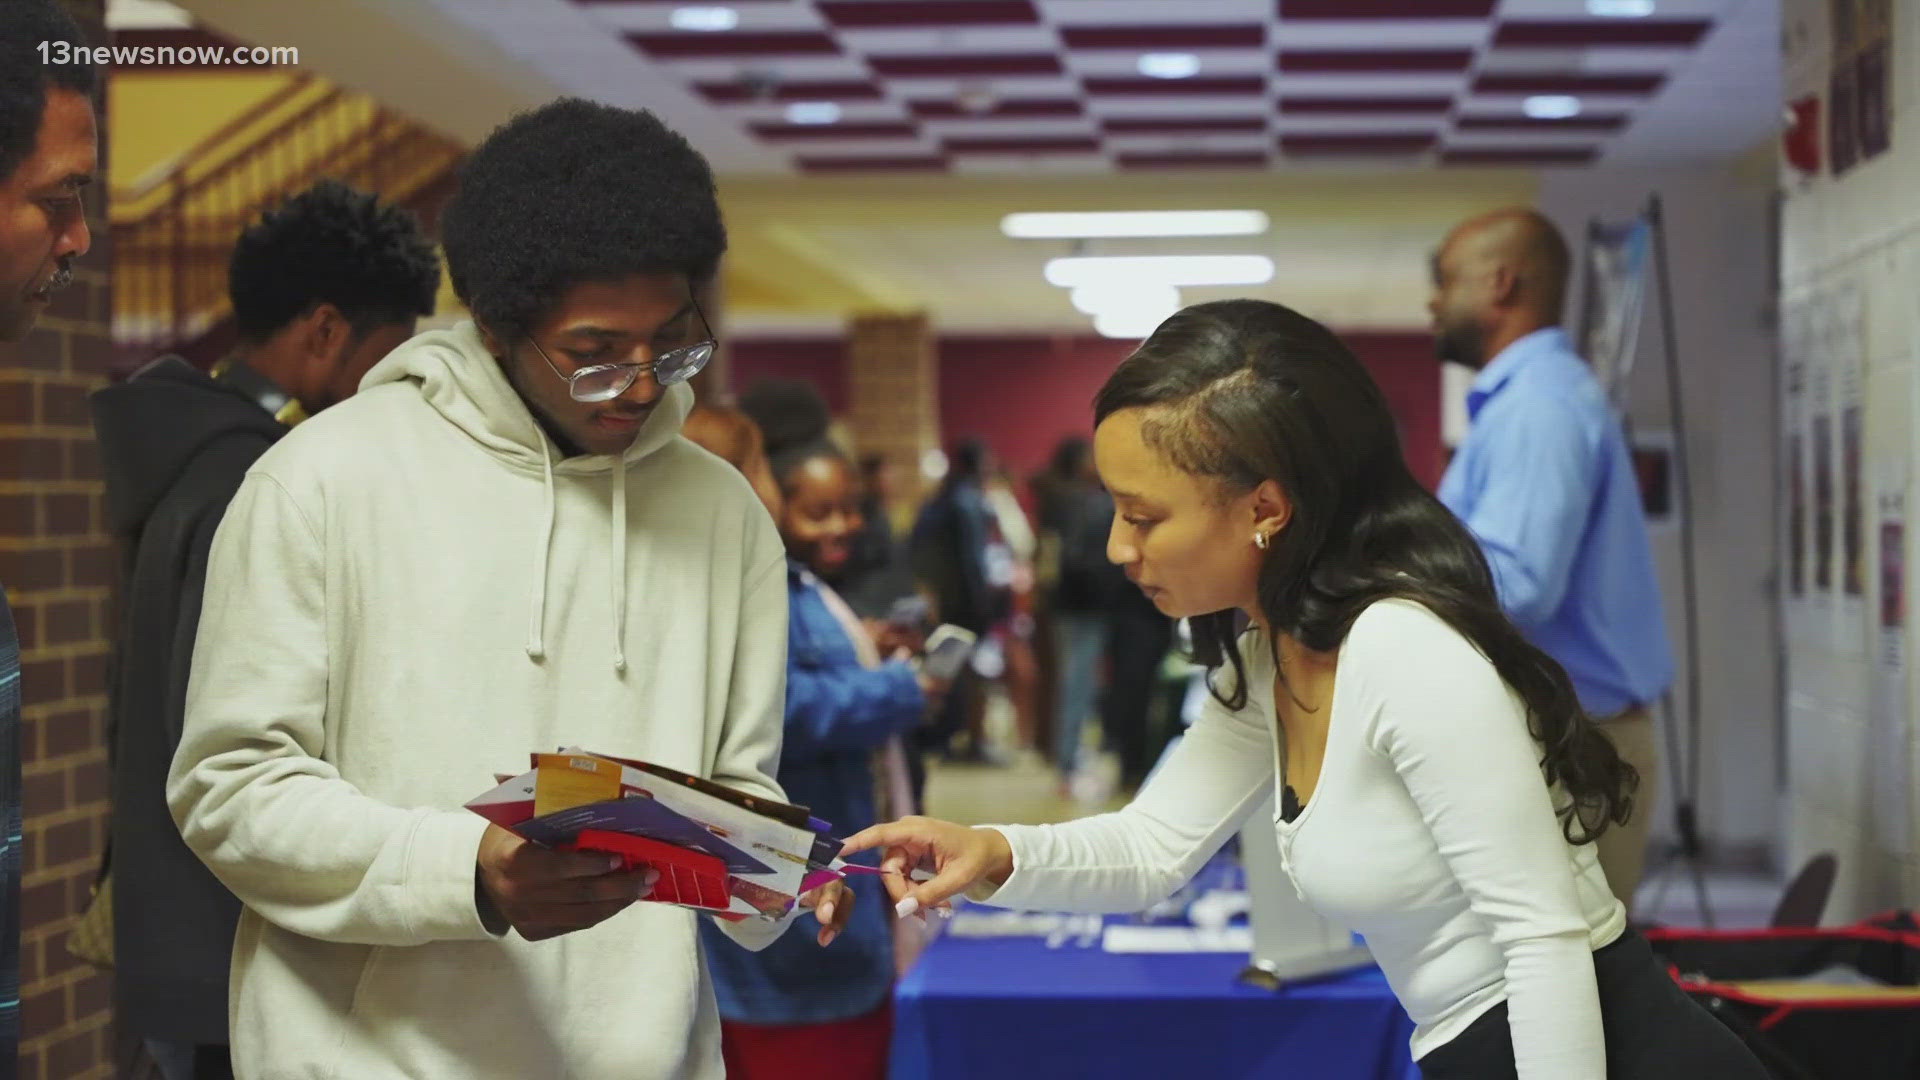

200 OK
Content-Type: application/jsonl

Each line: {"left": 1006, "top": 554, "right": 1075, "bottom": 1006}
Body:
{"left": 1586, "top": 0, "right": 1655, "bottom": 15}
{"left": 1003, "top": 210, "right": 1269, "bottom": 239}
{"left": 785, "top": 101, "right": 842, "bottom": 125}
{"left": 1045, "top": 255, "right": 1274, "bottom": 289}
{"left": 1522, "top": 95, "right": 1583, "bottom": 120}
{"left": 671, "top": 6, "right": 740, "bottom": 32}
{"left": 1137, "top": 53, "right": 1201, "bottom": 80}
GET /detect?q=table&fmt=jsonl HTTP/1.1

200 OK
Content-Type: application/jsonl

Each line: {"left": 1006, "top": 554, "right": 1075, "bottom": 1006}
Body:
{"left": 892, "top": 922, "right": 1420, "bottom": 1080}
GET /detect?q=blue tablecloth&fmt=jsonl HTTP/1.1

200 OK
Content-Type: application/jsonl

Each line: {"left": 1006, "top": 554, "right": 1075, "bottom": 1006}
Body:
{"left": 892, "top": 923, "right": 1421, "bottom": 1080}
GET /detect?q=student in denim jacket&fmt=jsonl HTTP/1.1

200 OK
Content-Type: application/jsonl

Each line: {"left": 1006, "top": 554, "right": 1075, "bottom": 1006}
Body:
{"left": 696, "top": 422, "right": 944, "bottom": 1080}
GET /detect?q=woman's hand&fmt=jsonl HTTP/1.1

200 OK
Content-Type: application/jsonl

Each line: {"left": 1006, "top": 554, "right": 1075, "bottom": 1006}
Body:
{"left": 837, "top": 816, "right": 1014, "bottom": 918}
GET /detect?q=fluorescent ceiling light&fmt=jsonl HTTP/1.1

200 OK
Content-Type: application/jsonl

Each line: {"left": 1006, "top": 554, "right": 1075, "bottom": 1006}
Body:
{"left": 1586, "top": 0, "right": 1655, "bottom": 15}
{"left": 785, "top": 101, "right": 842, "bottom": 125}
{"left": 1137, "top": 53, "right": 1201, "bottom": 80}
{"left": 671, "top": 6, "right": 740, "bottom": 32}
{"left": 1070, "top": 283, "right": 1181, "bottom": 317}
{"left": 1045, "top": 255, "right": 1274, "bottom": 289}
{"left": 1522, "top": 95, "right": 1583, "bottom": 120}
{"left": 1002, "top": 210, "right": 1269, "bottom": 240}
{"left": 1095, "top": 308, "right": 1176, "bottom": 340}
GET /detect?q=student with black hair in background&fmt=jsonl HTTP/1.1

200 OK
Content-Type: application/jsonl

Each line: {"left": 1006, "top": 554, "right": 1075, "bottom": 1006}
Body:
{"left": 703, "top": 383, "right": 939, "bottom": 1080}
{"left": 90, "top": 179, "right": 439, "bottom": 1080}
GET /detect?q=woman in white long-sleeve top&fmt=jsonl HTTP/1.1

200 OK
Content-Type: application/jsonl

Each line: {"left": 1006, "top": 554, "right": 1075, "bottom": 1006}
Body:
{"left": 842, "top": 300, "right": 1766, "bottom": 1080}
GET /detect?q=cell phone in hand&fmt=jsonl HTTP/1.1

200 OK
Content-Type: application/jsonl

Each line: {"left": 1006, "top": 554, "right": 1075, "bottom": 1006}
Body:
{"left": 886, "top": 595, "right": 933, "bottom": 632}
{"left": 920, "top": 624, "right": 978, "bottom": 682}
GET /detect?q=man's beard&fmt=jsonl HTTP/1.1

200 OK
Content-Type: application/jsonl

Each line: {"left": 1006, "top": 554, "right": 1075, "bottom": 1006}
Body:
{"left": 35, "top": 260, "right": 73, "bottom": 300}
{"left": 1433, "top": 319, "right": 1486, "bottom": 369}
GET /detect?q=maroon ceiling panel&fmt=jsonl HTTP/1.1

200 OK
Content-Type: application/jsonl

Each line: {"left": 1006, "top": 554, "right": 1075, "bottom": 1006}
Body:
{"left": 1084, "top": 76, "right": 1267, "bottom": 96}
{"left": 797, "top": 154, "right": 950, "bottom": 173}
{"left": 943, "top": 135, "right": 1102, "bottom": 153}
{"left": 910, "top": 98, "right": 1083, "bottom": 118}
{"left": 1281, "top": 95, "right": 1452, "bottom": 114}
{"left": 1281, "top": 132, "right": 1437, "bottom": 152}
{"left": 628, "top": 32, "right": 840, "bottom": 58}
{"left": 1117, "top": 151, "right": 1269, "bottom": 169}
{"left": 697, "top": 80, "right": 884, "bottom": 103}
{"left": 818, "top": 1, "right": 1040, "bottom": 28}
{"left": 870, "top": 53, "right": 1063, "bottom": 75}
{"left": 1061, "top": 24, "right": 1266, "bottom": 49}
{"left": 1279, "top": 49, "right": 1473, "bottom": 72}
{"left": 1279, "top": 0, "right": 1496, "bottom": 18}
{"left": 1455, "top": 113, "right": 1629, "bottom": 132}
{"left": 1102, "top": 116, "right": 1269, "bottom": 134}
{"left": 750, "top": 121, "right": 920, "bottom": 140}
{"left": 1493, "top": 19, "right": 1712, "bottom": 48}
{"left": 1441, "top": 146, "right": 1599, "bottom": 165}
{"left": 1473, "top": 72, "right": 1665, "bottom": 94}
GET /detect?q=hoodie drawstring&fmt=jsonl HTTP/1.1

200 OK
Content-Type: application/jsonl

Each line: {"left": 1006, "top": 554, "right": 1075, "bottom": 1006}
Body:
{"left": 610, "top": 462, "right": 628, "bottom": 673}
{"left": 526, "top": 441, "right": 556, "bottom": 661}
{"left": 526, "top": 444, "right": 630, "bottom": 675}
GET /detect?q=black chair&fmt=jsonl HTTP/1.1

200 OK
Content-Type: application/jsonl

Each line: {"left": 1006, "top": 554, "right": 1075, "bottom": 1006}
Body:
{"left": 1770, "top": 853, "right": 1837, "bottom": 929}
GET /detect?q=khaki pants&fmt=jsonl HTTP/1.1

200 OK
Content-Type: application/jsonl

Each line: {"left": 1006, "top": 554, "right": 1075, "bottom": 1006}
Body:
{"left": 1593, "top": 707, "right": 1659, "bottom": 915}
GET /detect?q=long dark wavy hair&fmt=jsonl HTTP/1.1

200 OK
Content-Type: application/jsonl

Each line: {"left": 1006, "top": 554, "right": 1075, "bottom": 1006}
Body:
{"left": 1093, "top": 299, "right": 1635, "bottom": 843}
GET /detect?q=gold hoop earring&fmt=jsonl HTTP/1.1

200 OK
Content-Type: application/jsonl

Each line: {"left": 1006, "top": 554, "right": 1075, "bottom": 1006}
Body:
{"left": 1253, "top": 530, "right": 1269, "bottom": 551}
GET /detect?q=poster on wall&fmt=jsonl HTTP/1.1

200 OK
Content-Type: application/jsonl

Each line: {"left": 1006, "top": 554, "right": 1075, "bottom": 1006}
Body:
{"left": 1868, "top": 445, "right": 1911, "bottom": 855}
{"left": 1804, "top": 288, "right": 1841, "bottom": 642}
{"left": 1857, "top": 0, "right": 1892, "bottom": 161}
{"left": 1829, "top": 0, "right": 1860, "bottom": 174}
{"left": 1782, "top": 297, "right": 1813, "bottom": 642}
{"left": 1830, "top": 0, "right": 1894, "bottom": 175}
{"left": 1835, "top": 284, "right": 1868, "bottom": 656}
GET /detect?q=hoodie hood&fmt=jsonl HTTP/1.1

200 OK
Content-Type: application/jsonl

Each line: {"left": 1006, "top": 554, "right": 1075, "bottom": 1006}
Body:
{"left": 360, "top": 320, "right": 694, "bottom": 672}
{"left": 359, "top": 320, "right": 693, "bottom": 475}
{"left": 91, "top": 356, "right": 287, "bottom": 536}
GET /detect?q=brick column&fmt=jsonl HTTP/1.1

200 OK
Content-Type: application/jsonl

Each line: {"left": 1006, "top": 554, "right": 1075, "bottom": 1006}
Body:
{"left": 0, "top": 2, "right": 116, "bottom": 1075}
{"left": 845, "top": 311, "right": 939, "bottom": 502}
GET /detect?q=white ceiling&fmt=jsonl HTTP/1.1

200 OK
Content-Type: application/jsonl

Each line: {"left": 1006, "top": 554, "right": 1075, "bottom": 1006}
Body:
{"left": 155, "top": 0, "right": 1781, "bottom": 333}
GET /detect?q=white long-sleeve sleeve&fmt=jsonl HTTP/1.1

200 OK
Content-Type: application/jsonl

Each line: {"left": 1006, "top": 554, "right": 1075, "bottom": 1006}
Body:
{"left": 977, "top": 657, "right": 1274, "bottom": 913}
{"left": 168, "top": 474, "right": 497, "bottom": 947}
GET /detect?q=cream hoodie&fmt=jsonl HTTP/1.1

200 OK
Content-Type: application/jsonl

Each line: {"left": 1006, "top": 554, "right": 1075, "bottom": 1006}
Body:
{"left": 168, "top": 321, "right": 792, "bottom": 1079}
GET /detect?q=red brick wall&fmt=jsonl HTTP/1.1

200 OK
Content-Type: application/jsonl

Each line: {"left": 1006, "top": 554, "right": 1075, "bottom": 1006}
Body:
{"left": 0, "top": 2, "right": 117, "bottom": 1075}
{"left": 736, "top": 329, "right": 1444, "bottom": 492}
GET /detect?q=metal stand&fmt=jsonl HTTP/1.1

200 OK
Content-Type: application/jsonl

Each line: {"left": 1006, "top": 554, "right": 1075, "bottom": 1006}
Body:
{"left": 1579, "top": 196, "right": 1715, "bottom": 927}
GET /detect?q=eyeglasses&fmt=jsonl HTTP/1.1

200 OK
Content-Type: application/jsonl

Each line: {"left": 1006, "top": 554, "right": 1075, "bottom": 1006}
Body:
{"left": 527, "top": 298, "right": 717, "bottom": 403}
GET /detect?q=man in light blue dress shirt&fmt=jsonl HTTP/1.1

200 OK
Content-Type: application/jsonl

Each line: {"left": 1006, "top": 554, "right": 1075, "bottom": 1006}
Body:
{"left": 1430, "top": 207, "right": 1674, "bottom": 913}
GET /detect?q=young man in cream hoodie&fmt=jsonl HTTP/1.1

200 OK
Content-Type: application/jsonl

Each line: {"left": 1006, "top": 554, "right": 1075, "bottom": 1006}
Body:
{"left": 168, "top": 99, "right": 851, "bottom": 1079}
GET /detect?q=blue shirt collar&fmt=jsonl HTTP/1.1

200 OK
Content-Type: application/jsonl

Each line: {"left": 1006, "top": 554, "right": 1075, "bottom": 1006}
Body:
{"left": 1466, "top": 326, "right": 1571, "bottom": 419}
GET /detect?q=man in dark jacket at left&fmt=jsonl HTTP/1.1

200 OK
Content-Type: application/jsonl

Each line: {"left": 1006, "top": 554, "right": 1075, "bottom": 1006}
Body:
{"left": 89, "top": 178, "right": 439, "bottom": 1080}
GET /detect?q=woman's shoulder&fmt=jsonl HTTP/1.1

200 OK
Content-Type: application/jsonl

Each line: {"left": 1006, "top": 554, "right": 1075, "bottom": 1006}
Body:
{"left": 1344, "top": 597, "right": 1493, "bottom": 680}
{"left": 1350, "top": 595, "right": 1460, "bottom": 644}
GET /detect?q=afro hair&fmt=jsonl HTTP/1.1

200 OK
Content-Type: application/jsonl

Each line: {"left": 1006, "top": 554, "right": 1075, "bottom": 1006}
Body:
{"left": 439, "top": 98, "right": 727, "bottom": 343}
{"left": 0, "top": 0, "right": 98, "bottom": 185}
{"left": 227, "top": 178, "right": 440, "bottom": 342}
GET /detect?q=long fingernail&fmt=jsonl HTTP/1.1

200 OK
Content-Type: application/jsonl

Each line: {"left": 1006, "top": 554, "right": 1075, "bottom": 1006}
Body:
{"left": 819, "top": 901, "right": 836, "bottom": 924}
{"left": 607, "top": 856, "right": 624, "bottom": 872}
{"left": 895, "top": 896, "right": 920, "bottom": 919}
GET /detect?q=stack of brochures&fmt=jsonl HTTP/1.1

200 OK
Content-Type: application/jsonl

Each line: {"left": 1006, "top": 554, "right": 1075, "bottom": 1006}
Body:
{"left": 466, "top": 749, "right": 856, "bottom": 921}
